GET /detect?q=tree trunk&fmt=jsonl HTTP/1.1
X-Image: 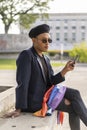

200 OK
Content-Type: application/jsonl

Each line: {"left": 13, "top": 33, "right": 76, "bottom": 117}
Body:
{"left": 5, "top": 24, "right": 10, "bottom": 34}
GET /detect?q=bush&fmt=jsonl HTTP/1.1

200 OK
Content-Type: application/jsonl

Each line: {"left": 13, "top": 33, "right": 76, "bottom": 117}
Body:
{"left": 48, "top": 50, "right": 59, "bottom": 57}
{"left": 69, "top": 42, "right": 87, "bottom": 63}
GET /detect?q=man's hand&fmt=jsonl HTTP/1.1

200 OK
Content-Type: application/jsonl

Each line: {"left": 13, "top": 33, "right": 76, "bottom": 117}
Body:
{"left": 3, "top": 109, "right": 21, "bottom": 118}
{"left": 61, "top": 61, "right": 75, "bottom": 77}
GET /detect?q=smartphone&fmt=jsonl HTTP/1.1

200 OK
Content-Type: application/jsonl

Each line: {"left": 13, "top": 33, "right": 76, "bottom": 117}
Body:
{"left": 73, "top": 55, "right": 79, "bottom": 63}
{"left": 71, "top": 55, "right": 79, "bottom": 67}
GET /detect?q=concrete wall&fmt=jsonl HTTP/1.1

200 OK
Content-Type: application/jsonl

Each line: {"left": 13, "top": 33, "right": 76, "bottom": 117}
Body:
{"left": 0, "top": 34, "right": 32, "bottom": 58}
{"left": 0, "top": 34, "right": 32, "bottom": 52}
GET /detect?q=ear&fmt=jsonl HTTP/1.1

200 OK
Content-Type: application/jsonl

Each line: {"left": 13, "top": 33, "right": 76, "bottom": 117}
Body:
{"left": 32, "top": 38, "right": 36, "bottom": 43}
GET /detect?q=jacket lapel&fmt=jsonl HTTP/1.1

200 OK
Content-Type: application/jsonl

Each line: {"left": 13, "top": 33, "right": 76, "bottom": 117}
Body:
{"left": 37, "top": 56, "right": 47, "bottom": 82}
{"left": 44, "top": 56, "right": 50, "bottom": 76}
{"left": 31, "top": 47, "right": 48, "bottom": 83}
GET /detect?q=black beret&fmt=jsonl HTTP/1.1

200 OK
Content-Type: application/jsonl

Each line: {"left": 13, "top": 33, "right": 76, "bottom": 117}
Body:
{"left": 29, "top": 24, "right": 50, "bottom": 38}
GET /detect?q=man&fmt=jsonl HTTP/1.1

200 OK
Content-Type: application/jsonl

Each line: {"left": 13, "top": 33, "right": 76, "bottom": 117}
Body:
{"left": 5, "top": 24, "right": 87, "bottom": 130}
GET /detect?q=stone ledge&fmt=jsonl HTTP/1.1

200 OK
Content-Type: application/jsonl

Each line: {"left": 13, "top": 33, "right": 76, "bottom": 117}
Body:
{"left": 0, "top": 87, "right": 15, "bottom": 116}
{"left": 0, "top": 111, "right": 57, "bottom": 130}
{"left": 0, "top": 87, "right": 57, "bottom": 130}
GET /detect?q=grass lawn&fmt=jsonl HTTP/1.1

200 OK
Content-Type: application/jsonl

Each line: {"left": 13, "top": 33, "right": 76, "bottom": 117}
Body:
{"left": 0, "top": 59, "right": 16, "bottom": 70}
{"left": 0, "top": 59, "right": 65, "bottom": 70}
{"left": 51, "top": 61, "right": 65, "bottom": 67}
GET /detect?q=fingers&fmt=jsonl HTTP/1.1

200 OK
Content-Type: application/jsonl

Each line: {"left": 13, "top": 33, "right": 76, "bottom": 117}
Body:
{"left": 65, "top": 61, "right": 75, "bottom": 70}
{"left": 12, "top": 112, "right": 20, "bottom": 118}
{"left": 3, "top": 112, "right": 13, "bottom": 118}
{"left": 3, "top": 111, "right": 20, "bottom": 118}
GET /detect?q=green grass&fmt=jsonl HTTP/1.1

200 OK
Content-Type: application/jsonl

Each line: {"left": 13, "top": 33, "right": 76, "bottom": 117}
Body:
{"left": 51, "top": 61, "right": 65, "bottom": 67}
{"left": 0, "top": 59, "right": 16, "bottom": 70}
{"left": 0, "top": 59, "right": 65, "bottom": 70}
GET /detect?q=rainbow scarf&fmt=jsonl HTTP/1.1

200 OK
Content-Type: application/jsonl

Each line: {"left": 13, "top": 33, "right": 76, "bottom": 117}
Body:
{"left": 33, "top": 85, "right": 66, "bottom": 124}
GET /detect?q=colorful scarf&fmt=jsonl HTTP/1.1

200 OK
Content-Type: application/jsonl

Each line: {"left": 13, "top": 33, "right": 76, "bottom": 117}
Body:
{"left": 33, "top": 84, "right": 66, "bottom": 124}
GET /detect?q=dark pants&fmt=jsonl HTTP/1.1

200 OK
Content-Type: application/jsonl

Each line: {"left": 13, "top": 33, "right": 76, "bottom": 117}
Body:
{"left": 57, "top": 88, "right": 87, "bottom": 130}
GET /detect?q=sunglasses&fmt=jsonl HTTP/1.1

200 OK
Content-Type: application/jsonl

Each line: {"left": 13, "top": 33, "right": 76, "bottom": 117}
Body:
{"left": 36, "top": 38, "right": 52, "bottom": 43}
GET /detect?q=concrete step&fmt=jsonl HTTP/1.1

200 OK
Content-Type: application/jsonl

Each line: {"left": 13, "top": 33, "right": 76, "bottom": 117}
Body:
{"left": 0, "top": 86, "right": 57, "bottom": 130}
{"left": 0, "top": 87, "right": 15, "bottom": 116}
{"left": 0, "top": 111, "right": 57, "bottom": 130}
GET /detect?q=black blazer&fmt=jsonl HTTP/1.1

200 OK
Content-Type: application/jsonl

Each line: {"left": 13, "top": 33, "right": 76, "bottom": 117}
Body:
{"left": 15, "top": 46, "right": 65, "bottom": 112}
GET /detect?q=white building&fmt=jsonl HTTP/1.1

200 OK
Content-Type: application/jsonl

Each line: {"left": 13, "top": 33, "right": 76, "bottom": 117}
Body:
{"left": 21, "top": 13, "right": 87, "bottom": 51}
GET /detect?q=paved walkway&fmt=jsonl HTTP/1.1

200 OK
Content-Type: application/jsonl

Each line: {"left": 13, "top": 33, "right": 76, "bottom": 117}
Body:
{"left": 55, "top": 63, "right": 87, "bottom": 130}
{"left": 0, "top": 63, "right": 87, "bottom": 130}
{"left": 0, "top": 70, "right": 16, "bottom": 87}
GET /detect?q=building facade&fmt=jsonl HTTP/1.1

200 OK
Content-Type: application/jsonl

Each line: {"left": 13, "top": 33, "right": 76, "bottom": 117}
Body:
{"left": 24, "top": 13, "right": 87, "bottom": 51}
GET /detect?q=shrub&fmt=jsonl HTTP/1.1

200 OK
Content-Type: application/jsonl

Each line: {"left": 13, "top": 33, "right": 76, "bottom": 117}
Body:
{"left": 69, "top": 42, "right": 87, "bottom": 63}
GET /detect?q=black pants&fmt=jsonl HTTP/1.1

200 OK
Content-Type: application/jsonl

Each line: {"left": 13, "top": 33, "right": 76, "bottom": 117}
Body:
{"left": 57, "top": 88, "right": 87, "bottom": 130}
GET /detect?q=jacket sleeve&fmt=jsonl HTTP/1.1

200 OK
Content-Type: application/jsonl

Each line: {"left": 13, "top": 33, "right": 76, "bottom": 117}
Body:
{"left": 47, "top": 58, "right": 65, "bottom": 85}
{"left": 15, "top": 50, "right": 32, "bottom": 109}
{"left": 51, "top": 72, "right": 65, "bottom": 85}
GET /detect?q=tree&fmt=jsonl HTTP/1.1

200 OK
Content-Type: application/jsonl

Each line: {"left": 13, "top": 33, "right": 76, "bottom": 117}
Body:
{"left": 0, "top": 0, "right": 53, "bottom": 34}
{"left": 69, "top": 42, "right": 87, "bottom": 63}
{"left": 19, "top": 13, "right": 49, "bottom": 31}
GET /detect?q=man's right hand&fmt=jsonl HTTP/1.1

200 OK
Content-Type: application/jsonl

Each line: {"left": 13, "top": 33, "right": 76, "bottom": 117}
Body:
{"left": 61, "top": 61, "right": 75, "bottom": 77}
{"left": 3, "top": 109, "right": 21, "bottom": 118}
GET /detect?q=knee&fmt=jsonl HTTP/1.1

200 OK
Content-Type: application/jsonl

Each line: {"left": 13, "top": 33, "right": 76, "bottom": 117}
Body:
{"left": 64, "top": 98, "right": 71, "bottom": 105}
{"left": 73, "top": 89, "right": 80, "bottom": 98}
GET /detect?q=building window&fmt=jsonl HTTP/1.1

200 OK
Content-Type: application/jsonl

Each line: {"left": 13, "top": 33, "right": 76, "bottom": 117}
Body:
{"left": 56, "top": 26, "right": 60, "bottom": 30}
{"left": 56, "top": 19, "right": 60, "bottom": 21}
{"left": 64, "top": 26, "right": 68, "bottom": 29}
{"left": 64, "top": 33, "right": 68, "bottom": 41}
{"left": 81, "top": 26, "right": 86, "bottom": 30}
{"left": 64, "top": 19, "right": 68, "bottom": 23}
{"left": 72, "top": 26, "right": 76, "bottom": 29}
{"left": 64, "top": 38, "right": 68, "bottom": 41}
{"left": 56, "top": 33, "right": 60, "bottom": 41}
{"left": 81, "top": 19, "right": 86, "bottom": 25}
{"left": 72, "top": 33, "right": 76, "bottom": 41}
{"left": 81, "top": 32, "right": 85, "bottom": 41}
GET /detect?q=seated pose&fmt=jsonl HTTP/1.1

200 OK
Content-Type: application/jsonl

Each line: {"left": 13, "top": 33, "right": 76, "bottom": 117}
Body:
{"left": 5, "top": 24, "right": 87, "bottom": 130}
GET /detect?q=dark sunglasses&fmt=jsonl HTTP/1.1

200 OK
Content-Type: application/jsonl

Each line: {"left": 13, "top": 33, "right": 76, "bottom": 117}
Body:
{"left": 37, "top": 38, "right": 52, "bottom": 43}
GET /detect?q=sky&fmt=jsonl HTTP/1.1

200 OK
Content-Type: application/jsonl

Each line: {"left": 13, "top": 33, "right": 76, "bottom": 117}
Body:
{"left": 0, "top": 0, "right": 87, "bottom": 34}
{"left": 48, "top": 0, "right": 87, "bottom": 13}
